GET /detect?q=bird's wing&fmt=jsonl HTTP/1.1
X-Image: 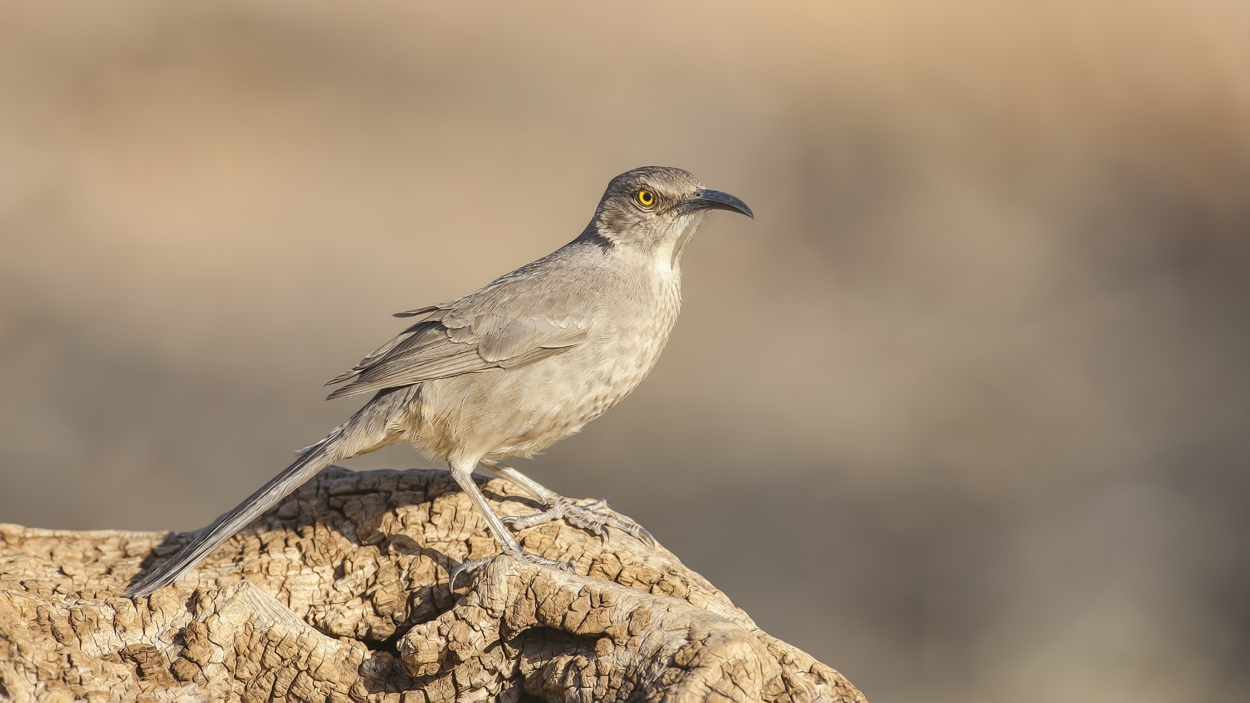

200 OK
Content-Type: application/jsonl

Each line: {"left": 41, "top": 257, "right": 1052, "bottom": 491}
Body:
{"left": 324, "top": 308, "right": 447, "bottom": 387}
{"left": 325, "top": 303, "right": 590, "bottom": 400}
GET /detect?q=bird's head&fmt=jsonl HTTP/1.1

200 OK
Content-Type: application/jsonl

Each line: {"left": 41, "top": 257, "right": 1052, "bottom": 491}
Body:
{"left": 581, "top": 166, "right": 753, "bottom": 258}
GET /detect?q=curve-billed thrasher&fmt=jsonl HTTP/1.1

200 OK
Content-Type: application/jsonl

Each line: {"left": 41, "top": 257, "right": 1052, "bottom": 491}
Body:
{"left": 124, "top": 166, "right": 752, "bottom": 597}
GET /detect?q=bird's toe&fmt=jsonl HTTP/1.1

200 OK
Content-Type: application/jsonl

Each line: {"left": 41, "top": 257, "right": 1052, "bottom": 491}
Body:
{"left": 504, "top": 497, "right": 655, "bottom": 548}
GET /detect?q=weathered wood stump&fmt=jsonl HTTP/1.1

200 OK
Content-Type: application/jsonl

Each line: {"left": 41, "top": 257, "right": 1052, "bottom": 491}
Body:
{"left": 0, "top": 467, "right": 865, "bottom": 702}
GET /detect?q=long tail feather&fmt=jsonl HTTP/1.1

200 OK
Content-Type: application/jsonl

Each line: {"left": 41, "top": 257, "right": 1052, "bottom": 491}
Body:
{"left": 124, "top": 385, "right": 419, "bottom": 598}
{"left": 123, "top": 436, "right": 338, "bottom": 597}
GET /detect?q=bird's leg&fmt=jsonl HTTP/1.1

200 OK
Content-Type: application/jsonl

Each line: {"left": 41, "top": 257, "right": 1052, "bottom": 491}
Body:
{"left": 480, "top": 459, "right": 655, "bottom": 546}
{"left": 447, "top": 461, "right": 572, "bottom": 590}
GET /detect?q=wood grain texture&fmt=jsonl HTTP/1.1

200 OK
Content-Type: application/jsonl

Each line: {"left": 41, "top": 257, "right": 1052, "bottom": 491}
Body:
{"left": 0, "top": 468, "right": 864, "bottom": 702}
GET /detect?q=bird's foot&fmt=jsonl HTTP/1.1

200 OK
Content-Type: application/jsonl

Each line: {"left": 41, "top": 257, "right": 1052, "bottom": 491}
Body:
{"left": 448, "top": 550, "right": 574, "bottom": 592}
{"left": 503, "top": 497, "right": 656, "bottom": 546}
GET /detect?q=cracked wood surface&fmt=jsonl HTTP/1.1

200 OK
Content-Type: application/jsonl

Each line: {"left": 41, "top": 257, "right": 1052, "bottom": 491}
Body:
{"left": 0, "top": 467, "right": 865, "bottom": 702}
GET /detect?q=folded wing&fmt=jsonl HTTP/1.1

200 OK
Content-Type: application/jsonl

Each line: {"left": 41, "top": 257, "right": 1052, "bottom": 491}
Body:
{"left": 325, "top": 306, "right": 589, "bottom": 400}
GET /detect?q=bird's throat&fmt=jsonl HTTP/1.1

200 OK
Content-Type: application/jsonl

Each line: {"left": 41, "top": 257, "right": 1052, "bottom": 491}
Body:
{"left": 654, "top": 215, "right": 703, "bottom": 274}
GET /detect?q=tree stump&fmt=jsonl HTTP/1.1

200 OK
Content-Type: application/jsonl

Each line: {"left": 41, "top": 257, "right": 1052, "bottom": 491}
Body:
{"left": 0, "top": 467, "right": 865, "bottom": 702}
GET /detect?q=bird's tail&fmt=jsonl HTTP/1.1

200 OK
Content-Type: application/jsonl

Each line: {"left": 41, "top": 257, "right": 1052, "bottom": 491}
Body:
{"left": 122, "top": 437, "right": 338, "bottom": 597}
{"left": 123, "top": 386, "right": 416, "bottom": 598}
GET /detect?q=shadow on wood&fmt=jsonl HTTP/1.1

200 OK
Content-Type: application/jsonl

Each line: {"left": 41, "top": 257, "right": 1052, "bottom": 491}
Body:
{"left": 0, "top": 467, "right": 865, "bottom": 702}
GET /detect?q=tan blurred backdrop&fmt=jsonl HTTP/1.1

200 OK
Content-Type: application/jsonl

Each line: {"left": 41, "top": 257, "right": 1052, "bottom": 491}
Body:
{"left": 2, "top": 1, "right": 1249, "bottom": 701}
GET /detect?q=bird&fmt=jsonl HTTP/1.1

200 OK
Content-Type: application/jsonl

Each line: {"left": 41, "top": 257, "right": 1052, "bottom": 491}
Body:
{"left": 123, "top": 166, "right": 753, "bottom": 597}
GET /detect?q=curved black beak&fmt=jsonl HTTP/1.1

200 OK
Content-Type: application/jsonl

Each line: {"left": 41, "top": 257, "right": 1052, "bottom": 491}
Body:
{"left": 681, "top": 188, "right": 754, "bottom": 219}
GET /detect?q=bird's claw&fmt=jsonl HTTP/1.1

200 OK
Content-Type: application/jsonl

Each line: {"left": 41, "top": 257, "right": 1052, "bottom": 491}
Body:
{"left": 502, "top": 497, "right": 656, "bottom": 547}
{"left": 447, "top": 551, "right": 575, "bottom": 593}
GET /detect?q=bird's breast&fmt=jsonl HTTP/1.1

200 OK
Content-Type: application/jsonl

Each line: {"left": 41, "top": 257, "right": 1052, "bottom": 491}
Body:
{"left": 568, "top": 271, "right": 682, "bottom": 421}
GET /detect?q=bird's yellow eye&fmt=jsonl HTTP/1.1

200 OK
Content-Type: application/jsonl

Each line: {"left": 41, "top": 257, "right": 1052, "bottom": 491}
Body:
{"left": 636, "top": 188, "right": 656, "bottom": 208}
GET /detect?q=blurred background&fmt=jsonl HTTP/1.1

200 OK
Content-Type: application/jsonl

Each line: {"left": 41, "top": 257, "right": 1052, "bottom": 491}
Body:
{"left": 2, "top": 1, "right": 1248, "bottom": 700}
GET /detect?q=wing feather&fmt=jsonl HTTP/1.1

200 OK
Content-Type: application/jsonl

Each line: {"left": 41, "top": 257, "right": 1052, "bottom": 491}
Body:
{"left": 325, "top": 311, "right": 590, "bottom": 399}
{"left": 393, "top": 305, "right": 440, "bottom": 318}
{"left": 325, "top": 247, "right": 604, "bottom": 399}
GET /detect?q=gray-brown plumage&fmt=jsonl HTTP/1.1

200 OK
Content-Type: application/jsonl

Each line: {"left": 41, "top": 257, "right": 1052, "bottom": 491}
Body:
{"left": 124, "top": 166, "right": 752, "bottom": 597}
